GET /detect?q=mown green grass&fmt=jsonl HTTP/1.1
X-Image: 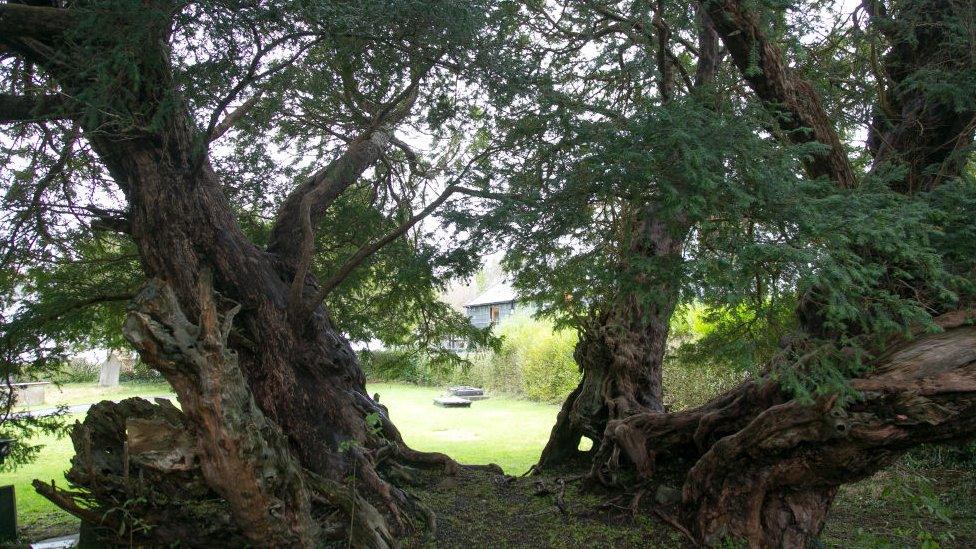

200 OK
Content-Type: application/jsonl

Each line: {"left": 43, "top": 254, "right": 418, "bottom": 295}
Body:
{"left": 370, "top": 382, "right": 560, "bottom": 474}
{"left": 4, "top": 381, "right": 974, "bottom": 546}
{"left": 3, "top": 417, "right": 81, "bottom": 541}
{"left": 13, "top": 381, "right": 176, "bottom": 412}
{"left": 1, "top": 381, "right": 559, "bottom": 541}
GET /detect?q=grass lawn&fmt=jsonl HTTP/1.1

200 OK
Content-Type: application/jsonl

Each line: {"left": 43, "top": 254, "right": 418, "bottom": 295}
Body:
{"left": 4, "top": 380, "right": 178, "bottom": 541}
{"left": 370, "top": 382, "right": 559, "bottom": 474}
{"left": 2, "top": 381, "right": 974, "bottom": 546}
{"left": 13, "top": 380, "right": 176, "bottom": 412}
{"left": 3, "top": 416, "right": 81, "bottom": 541}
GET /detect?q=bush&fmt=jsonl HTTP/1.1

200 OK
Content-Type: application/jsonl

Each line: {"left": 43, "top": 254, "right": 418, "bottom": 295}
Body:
{"left": 520, "top": 328, "right": 579, "bottom": 403}
{"left": 662, "top": 358, "right": 743, "bottom": 411}
{"left": 51, "top": 355, "right": 164, "bottom": 385}
{"left": 51, "top": 358, "right": 100, "bottom": 384}
{"left": 119, "top": 360, "right": 163, "bottom": 382}
{"left": 360, "top": 349, "right": 451, "bottom": 386}
{"left": 360, "top": 315, "right": 581, "bottom": 403}
{"left": 448, "top": 314, "right": 579, "bottom": 402}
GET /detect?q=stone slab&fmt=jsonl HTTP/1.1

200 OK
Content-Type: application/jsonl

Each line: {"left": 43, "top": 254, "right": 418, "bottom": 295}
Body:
{"left": 31, "top": 533, "right": 78, "bottom": 549}
{"left": 433, "top": 396, "right": 472, "bottom": 408}
{"left": 12, "top": 382, "right": 49, "bottom": 406}
{"left": 448, "top": 386, "right": 485, "bottom": 397}
{"left": 99, "top": 352, "right": 122, "bottom": 387}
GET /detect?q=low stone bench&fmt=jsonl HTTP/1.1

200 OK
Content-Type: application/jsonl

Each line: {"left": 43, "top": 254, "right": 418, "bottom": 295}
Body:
{"left": 10, "top": 381, "right": 50, "bottom": 406}
{"left": 448, "top": 386, "right": 490, "bottom": 400}
{"left": 433, "top": 396, "right": 472, "bottom": 408}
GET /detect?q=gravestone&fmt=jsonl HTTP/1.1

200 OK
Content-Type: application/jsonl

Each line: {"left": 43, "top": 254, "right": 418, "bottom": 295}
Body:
{"left": 448, "top": 386, "right": 489, "bottom": 400}
{"left": 11, "top": 382, "right": 49, "bottom": 406}
{"left": 0, "top": 485, "right": 14, "bottom": 542}
{"left": 99, "top": 352, "right": 122, "bottom": 387}
{"left": 433, "top": 396, "right": 472, "bottom": 408}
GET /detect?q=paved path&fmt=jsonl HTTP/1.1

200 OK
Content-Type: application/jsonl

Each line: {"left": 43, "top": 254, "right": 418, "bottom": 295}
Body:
{"left": 13, "top": 404, "right": 93, "bottom": 418}
{"left": 31, "top": 534, "right": 78, "bottom": 549}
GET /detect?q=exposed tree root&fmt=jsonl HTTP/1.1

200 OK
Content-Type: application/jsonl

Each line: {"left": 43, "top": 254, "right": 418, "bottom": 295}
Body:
{"left": 591, "top": 311, "right": 976, "bottom": 546}
{"left": 34, "top": 279, "right": 444, "bottom": 548}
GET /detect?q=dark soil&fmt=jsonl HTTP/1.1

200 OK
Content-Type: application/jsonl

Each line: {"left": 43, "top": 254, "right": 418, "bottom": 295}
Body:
{"left": 398, "top": 462, "right": 976, "bottom": 548}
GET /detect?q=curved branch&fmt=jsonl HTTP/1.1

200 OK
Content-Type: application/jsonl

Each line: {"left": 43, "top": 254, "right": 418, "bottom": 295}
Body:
{"left": 0, "top": 4, "right": 72, "bottom": 40}
{"left": 705, "top": 0, "right": 857, "bottom": 188}
{"left": 0, "top": 93, "right": 71, "bottom": 123}
{"left": 303, "top": 182, "right": 503, "bottom": 313}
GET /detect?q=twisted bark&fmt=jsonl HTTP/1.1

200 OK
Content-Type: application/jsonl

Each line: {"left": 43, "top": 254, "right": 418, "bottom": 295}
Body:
{"left": 595, "top": 312, "right": 976, "bottom": 546}
{"left": 5, "top": 3, "right": 451, "bottom": 544}
{"left": 122, "top": 276, "right": 319, "bottom": 546}
{"left": 537, "top": 209, "right": 685, "bottom": 471}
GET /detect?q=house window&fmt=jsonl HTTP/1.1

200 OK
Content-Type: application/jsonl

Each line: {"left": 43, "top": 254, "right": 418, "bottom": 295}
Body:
{"left": 490, "top": 305, "right": 501, "bottom": 323}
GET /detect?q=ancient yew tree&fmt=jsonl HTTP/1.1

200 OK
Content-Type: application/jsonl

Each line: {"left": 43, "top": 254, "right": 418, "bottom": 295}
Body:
{"left": 2, "top": 0, "right": 976, "bottom": 547}
{"left": 1, "top": 0, "right": 497, "bottom": 545}
{"left": 454, "top": 0, "right": 976, "bottom": 545}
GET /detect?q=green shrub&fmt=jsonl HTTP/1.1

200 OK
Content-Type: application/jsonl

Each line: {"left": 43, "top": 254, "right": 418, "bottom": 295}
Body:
{"left": 456, "top": 314, "right": 580, "bottom": 402}
{"left": 360, "top": 349, "right": 452, "bottom": 386}
{"left": 662, "top": 358, "right": 743, "bottom": 411}
{"left": 360, "top": 315, "right": 581, "bottom": 403}
{"left": 50, "top": 358, "right": 100, "bottom": 384}
{"left": 521, "top": 328, "right": 579, "bottom": 403}
{"left": 120, "top": 360, "right": 164, "bottom": 382}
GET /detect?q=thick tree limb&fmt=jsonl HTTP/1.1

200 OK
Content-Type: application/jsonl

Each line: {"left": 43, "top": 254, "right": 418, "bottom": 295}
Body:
{"left": 207, "top": 93, "right": 262, "bottom": 142}
{"left": 0, "top": 93, "right": 70, "bottom": 123}
{"left": 596, "top": 311, "right": 976, "bottom": 546}
{"left": 705, "top": 0, "right": 857, "bottom": 188}
{"left": 0, "top": 3, "right": 72, "bottom": 39}
{"left": 268, "top": 132, "right": 390, "bottom": 269}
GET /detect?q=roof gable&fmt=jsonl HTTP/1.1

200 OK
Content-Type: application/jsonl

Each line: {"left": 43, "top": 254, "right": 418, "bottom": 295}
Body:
{"left": 465, "top": 283, "right": 517, "bottom": 307}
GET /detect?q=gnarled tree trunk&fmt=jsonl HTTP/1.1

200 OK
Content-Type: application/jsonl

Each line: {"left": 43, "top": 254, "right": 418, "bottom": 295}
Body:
{"left": 537, "top": 4, "right": 723, "bottom": 472}
{"left": 0, "top": 4, "right": 453, "bottom": 546}
{"left": 595, "top": 311, "right": 976, "bottom": 546}
{"left": 538, "top": 208, "right": 685, "bottom": 471}
{"left": 568, "top": 0, "right": 976, "bottom": 546}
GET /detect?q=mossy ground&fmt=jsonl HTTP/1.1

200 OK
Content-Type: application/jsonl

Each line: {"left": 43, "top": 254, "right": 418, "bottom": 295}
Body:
{"left": 397, "top": 463, "right": 976, "bottom": 548}
{"left": 402, "top": 467, "right": 690, "bottom": 549}
{"left": 4, "top": 381, "right": 974, "bottom": 546}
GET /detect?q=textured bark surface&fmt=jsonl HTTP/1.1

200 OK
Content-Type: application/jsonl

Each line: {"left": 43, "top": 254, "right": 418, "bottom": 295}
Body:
{"left": 594, "top": 312, "right": 976, "bottom": 546}
{"left": 50, "top": 397, "right": 247, "bottom": 547}
{"left": 538, "top": 208, "right": 685, "bottom": 471}
{"left": 122, "top": 278, "right": 319, "bottom": 546}
{"left": 45, "top": 394, "right": 401, "bottom": 547}
{"left": 2, "top": 4, "right": 450, "bottom": 545}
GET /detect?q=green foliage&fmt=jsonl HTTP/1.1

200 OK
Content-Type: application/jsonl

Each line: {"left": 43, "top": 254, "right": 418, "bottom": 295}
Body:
{"left": 119, "top": 361, "right": 163, "bottom": 383}
{"left": 361, "top": 314, "right": 580, "bottom": 403}
{"left": 1, "top": 0, "right": 505, "bottom": 478}
{"left": 360, "top": 349, "right": 447, "bottom": 386}
{"left": 520, "top": 327, "right": 579, "bottom": 403}
{"left": 49, "top": 359, "right": 100, "bottom": 385}
{"left": 444, "top": 0, "right": 976, "bottom": 404}
{"left": 478, "top": 314, "right": 579, "bottom": 403}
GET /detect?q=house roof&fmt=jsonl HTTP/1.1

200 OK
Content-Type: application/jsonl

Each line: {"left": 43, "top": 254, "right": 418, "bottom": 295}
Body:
{"left": 464, "top": 283, "right": 517, "bottom": 307}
